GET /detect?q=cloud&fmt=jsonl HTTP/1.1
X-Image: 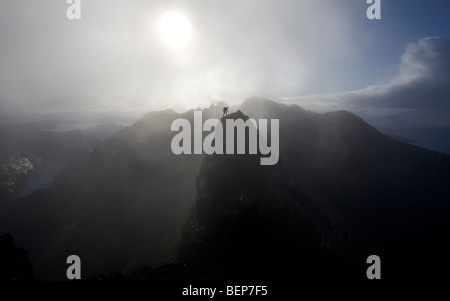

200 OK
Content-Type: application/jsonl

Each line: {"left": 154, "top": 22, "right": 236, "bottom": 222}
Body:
{"left": 286, "top": 37, "right": 450, "bottom": 154}
{"left": 287, "top": 37, "right": 450, "bottom": 117}
{"left": 0, "top": 0, "right": 365, "bottom": 114}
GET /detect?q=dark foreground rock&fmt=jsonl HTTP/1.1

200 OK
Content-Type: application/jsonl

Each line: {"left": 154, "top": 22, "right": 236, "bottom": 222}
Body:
{"left": 0, "top": 233, "right": 34, "bottom": 281}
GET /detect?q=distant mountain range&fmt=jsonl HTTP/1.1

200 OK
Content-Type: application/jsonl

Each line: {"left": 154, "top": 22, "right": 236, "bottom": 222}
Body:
{"left": 0, "top": 123, "right": 126, "bottom": 200}
{"left": 1, "top": 97, "right": 449, "bottom": 280}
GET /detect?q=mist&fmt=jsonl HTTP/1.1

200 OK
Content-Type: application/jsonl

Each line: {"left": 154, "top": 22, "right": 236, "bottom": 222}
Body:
{"left": 0, "top": 0, "right": 393, "bottom": 116}
{"left": 1, "top": 0, "right": 450, "bottom": 284}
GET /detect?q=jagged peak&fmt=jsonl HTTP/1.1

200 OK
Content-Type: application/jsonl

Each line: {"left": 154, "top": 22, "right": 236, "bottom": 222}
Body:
{"left": 220, "top": 110, "right": 249, "bottom": 122}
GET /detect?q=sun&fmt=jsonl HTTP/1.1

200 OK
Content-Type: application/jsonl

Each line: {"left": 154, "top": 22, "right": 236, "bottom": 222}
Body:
{"left": 158, "top": 12, "right": 192, "bottom": 49}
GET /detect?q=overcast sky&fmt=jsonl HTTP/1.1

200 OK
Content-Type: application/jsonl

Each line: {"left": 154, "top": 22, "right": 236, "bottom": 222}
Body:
{"left": 1, "top": 0, "right": 450, "bottom": 117}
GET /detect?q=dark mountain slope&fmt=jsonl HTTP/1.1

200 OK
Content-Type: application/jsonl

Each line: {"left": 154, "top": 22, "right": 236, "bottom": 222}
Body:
{"left": 0, "top": 123, "right": 125, "bottom": 201}
{"left": 0, "top": 233, "right": 34, "bottom": 281}
{"left": 180, "top": 111, "right": 369, "bottom": 281}
{"left": 0, "top": 109, "right": 203, "bottom": 279}
{"left": 240, "top": 97, "right": 450, "bottom": 256}
{"left": 1, "top": 98, "right": 448, "bottom": 280}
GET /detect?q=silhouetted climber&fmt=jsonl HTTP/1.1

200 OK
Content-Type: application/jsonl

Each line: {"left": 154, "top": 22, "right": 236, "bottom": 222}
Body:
{"left": 223, "top": 107, "right": 229, "bottom": 116}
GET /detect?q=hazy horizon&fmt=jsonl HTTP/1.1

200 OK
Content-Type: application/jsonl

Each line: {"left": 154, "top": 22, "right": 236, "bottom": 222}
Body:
{"left": 1, "top": 1, "right": 450, "bottom": 283}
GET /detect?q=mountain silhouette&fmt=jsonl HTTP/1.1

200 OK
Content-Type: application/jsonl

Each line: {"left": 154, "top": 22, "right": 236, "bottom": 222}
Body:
{"left": 0, "top": 98, "right": 449, "bottom": 280}
{"left": 0, "top": 109, "right": 203, "bottom": 279}
{"left": 180, "top": 111, "right": 368, "bottom": 280}
{"left": 0, "top": 233, "right": 34, "bottom": 280}
{"left": 240, "top": 97, "right": 450, "bottom": 253}
{"left": 0, "top": 123, "right": 126, "bottom": 201}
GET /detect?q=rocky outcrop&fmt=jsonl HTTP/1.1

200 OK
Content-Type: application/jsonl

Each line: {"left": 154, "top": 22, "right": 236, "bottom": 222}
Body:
{"left": 180, "top": 111, "right": 369, "bottom": 281}
{"left": 0, "top": 233, "right": 34, "bottom": 281}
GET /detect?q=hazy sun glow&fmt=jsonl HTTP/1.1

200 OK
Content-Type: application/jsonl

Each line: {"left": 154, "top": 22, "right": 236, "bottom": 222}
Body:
{"left": 158, "top": 12, "right": 192, "bottom": 49}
